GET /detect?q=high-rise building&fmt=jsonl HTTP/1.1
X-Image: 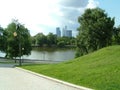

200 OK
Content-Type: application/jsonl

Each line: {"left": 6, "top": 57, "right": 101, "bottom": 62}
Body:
{"left": 62, "top": 26, "right": 67, "bottom": 37}
{"left": 56, "top": 27, "right": 61, "bottom": 37}
{"left": 62, "top": 26, "right": 72, "bottom": 37}
{"left": 66, "top": 30, "right": 72, "bottom": 37}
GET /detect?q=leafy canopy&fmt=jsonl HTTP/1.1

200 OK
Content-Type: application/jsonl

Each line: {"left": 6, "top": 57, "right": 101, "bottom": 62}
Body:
{"left": 76, "top": 8, "right": 114, "bottom": 57}
{"left": 3, "top": 20, "right": 32, "bottom": 58}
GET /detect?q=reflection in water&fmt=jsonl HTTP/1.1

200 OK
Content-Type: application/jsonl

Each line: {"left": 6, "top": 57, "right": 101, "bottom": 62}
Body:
{"left": 0, "top": 48, "right": 76, "bottom": 61}
{"left": 23, "top": 48, "right": 75, "bottom": 61}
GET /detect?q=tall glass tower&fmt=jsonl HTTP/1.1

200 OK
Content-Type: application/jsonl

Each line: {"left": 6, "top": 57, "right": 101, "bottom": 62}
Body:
{"left": 56, "top": 27, "right": 61, "bottom": 37}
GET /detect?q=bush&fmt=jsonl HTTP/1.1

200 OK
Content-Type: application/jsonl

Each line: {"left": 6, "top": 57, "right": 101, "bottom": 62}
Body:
{"left": 57, "top": 41, "right": 65, "bottom": 48}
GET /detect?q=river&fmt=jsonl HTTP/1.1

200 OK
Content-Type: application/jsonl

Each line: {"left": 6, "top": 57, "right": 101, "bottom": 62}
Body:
{"left": 0, "top": 47, "right": 76, "bottom": 61}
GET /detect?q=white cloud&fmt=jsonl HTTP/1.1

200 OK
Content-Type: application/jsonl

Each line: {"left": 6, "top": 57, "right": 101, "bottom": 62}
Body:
{"left": 86, "top": 0, "right": 99, "bottom": 9}
{"left": 0, "top": 0, "right": 99, "bottom": 36}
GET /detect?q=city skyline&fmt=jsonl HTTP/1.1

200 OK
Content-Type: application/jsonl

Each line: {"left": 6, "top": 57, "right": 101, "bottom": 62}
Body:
{"left": 56, "top": 26, "right": 73, "bottom": 37}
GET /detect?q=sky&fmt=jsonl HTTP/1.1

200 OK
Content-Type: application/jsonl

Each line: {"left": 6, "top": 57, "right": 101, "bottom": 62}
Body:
{"left": 0, "top": 0, "right": 120, "bottom": 36}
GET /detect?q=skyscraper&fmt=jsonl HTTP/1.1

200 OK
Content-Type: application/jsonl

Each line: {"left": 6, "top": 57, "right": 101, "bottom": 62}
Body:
{"left": 62, "top": 26, "right": 67, "bottom": 37}
{"left": 62, "top": 26, "right": 72, "bottom": 37}
{"left": 56, "top": 27, "right": 61, "bottom": 37}
{"left": 66, "top": 30, "right": 72, "bottom": 37}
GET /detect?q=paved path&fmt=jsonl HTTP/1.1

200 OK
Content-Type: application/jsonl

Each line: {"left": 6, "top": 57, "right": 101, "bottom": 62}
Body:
{"left": 0, "top": 64, "right": 91, "bottom": 90}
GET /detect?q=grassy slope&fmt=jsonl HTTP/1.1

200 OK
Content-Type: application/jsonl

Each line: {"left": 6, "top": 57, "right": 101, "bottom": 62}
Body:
{"left": 21, "top": 45, "right": 120, "bottom": 90}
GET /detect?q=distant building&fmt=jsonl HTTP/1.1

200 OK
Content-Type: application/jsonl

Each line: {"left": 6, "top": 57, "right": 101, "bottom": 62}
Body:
{"left": 62, "top": 26, "right": 72, "bottom": 37}
{"left": 62, "top": 29, "right": 66, "bottom": 37}
{"left": 66, "top": 30, "right": 72, "bottom": 37}
{"left": 56, "top": 27, "right": 61, "bottom": 37}
{"left": 62, "top": 26, "right": 67, "bottom": 37}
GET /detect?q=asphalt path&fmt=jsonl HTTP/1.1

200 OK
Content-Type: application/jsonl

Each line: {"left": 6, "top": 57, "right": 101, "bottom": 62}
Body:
{"left": 0, "top": 64, "right": 91, "bottom": 90}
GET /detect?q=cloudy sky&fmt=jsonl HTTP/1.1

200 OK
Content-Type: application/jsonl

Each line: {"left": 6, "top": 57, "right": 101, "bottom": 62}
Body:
{"left": 0, "top": 0, "right": 119, "bottom": 36}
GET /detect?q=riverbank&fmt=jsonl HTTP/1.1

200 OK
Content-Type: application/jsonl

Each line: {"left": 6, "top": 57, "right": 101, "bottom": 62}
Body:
{"left": 32, "top": 45, "right": 76, "bottom": 48}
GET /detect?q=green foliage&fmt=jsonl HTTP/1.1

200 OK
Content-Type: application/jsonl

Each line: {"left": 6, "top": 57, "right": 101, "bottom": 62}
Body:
{"left": 0, "top": 26, "right": 5, "bottom": 52}
{"left": 35, "top": 33, "right": 47, "bottom": 46}
{"left": 21, "top": 45, "right": 120, "bottom": 90}
{"left": 31, "top": 33, "right": 76, "bottom": 47}
{"left": 3, "top": 20, "right": 32, "bottom": 58}
{"left": 75, "top": 47, "right": 82, "bottom": 58}
{"left": 57, "top": 41, "right": 65, "bottom": 47}
{"left": 113, "top": 26, "right": 120, "bottom": 44}
{"left": 46, "top": 33, "right": 57, "bottom": 47}
{"left": 76, "top": 8, "right": 115, "bottom": 57}
{"left": 57, "top": 37, "right": 76, "bottom": 47}
{"left": 31, "top": 36, "right": 36, "bottom": 46}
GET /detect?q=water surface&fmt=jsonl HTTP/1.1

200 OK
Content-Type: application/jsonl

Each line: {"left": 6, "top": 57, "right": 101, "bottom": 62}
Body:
{"left": 0, "top": 47, "right": 76, "bottom": 61}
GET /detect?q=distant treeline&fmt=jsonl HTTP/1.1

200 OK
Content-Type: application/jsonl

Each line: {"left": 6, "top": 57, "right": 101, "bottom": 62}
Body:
{"left": 31, "top": 33, "right": 76, "bottom": 48}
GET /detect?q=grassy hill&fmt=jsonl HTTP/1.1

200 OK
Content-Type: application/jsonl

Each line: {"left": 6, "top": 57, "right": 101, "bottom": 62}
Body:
{"left": 21, "top": 45, "right": 120, "bottom": 90}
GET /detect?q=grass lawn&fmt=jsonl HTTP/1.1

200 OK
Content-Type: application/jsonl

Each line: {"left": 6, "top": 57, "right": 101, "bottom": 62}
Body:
{"left": 21, "top": 45, "right": 120, "bottom": 90}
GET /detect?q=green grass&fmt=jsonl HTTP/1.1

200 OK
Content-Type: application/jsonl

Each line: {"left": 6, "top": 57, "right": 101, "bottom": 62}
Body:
{"left": 21, "top": 45, "right": 120, "bottom": 90}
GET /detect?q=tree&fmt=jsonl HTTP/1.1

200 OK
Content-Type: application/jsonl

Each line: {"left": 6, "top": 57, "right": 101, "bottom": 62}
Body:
{"left": 57, "top": 41, "right": 65, "bottom": 48}
{"left": 35, "top": 33, "right": 47, "bottom": 46}
{"left": 0, "top": 26, "right": 5, "bottom": 52}
{"left": 57, "top": 37, "right": 70, "bottom": 45}
{"left": 3, "top": 20, "right": 32, "bottom": 59}
{"left": 46, "top": 33, "right": 57, "bottom": 47}
{"left": 113, "top": 26, "right": 120, "bottom": 44}
{"left": 31, "top": 36, "right": 36, "bottom": 46}
{"left": 76, "top": 8, "right": 114, "bottom": 57}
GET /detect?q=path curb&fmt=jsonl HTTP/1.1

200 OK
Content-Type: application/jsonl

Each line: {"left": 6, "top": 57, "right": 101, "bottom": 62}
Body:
{"left": 15, "top": 67, "right": 92, "bottom": 90}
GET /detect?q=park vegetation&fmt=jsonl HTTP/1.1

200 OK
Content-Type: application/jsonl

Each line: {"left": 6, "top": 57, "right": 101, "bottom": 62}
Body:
{"left": 0, "top": 20, "right": 32, "bottom": 59}
{"left": 76, "top": 8, "right": 120, "bottom": 57}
